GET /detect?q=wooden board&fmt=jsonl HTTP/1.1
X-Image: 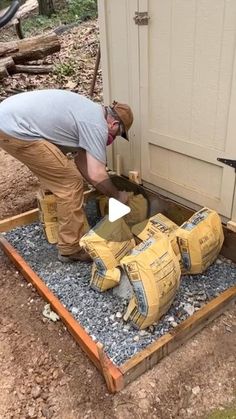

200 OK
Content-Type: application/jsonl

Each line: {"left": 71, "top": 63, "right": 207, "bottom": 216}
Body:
{"left": 0, "top": 208, "right": 39, "bottom": 233}
{"left": 121, "top": 285, "right": 236, "bottom": 385}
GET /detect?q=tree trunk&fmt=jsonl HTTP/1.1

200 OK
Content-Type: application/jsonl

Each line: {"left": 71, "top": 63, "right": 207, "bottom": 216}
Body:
{"left": 0, "top": 32, "right": 60, "bottom": 63}
{"left": 0, "top": 57, "right": 15, "bottom": 79}
{"left": 0, "top": 32, "right": 60, "bottom": 79}
{"left": 12, "top": 64, "right": 53, "bottom": 74}
{"left": 38, "top": 0, "right": 55, "bottom": 16}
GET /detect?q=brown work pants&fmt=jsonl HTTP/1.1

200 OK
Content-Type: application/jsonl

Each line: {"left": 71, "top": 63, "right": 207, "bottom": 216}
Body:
{"left": 0, "top": 132, "right": 84, "bottom": 255}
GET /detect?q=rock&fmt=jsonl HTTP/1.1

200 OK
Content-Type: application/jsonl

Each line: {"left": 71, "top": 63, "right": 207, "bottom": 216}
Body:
{"left": 138, "top": 389, "right": 147, "bottom": 399}
{"left": 225, "top": 326, "right": 233, "bottom": 333}
{"left": 41, "top": 407, "right": 53, "bottom": 419}
{"left": 59, "top": 376, "right": 70, "bottom": 386}
{"left": 191, "top": 386, "right": 200, "bottom": 395}
{"left": 71, "top": 307, "right": 79, "bottom": 315}
{"left": 41, "top": 392, "right": 49, "bottom": 401}
{"left": 27, "top": 406, "right": 36, "bottom": 418}
{"left": 167, "top": 316, "right": 175, "bottom": 322}
{"left": 112, "top": 272, "right": 133, "bottom": 300}
{"left": 123, "top": 324, "right": 130, "bottom": 331}
{"left": 183, "top": 304, "right": 195, "bottom": 316}
{"left": 31, "top": 385, "right": 41, "bottom": 399}
{"left": 52, "top": 369, "right": 60, "bottom": 380}
{"left": 148, "top": 325, "right": 155, "bottom": 333}
{"left": 115, "top": 312, "right": 122, "bottom": 319}
{"left": 109, "top": 314, "right": 115, "bottom": 321}
{"left": 139, "top": 330, "right": 148, "bottom": 336}
{"left": 133, "top": 335, "right": 140, "bottom": 342}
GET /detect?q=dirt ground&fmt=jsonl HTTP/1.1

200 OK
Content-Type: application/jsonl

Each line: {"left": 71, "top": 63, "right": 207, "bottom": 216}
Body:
{"left": 0, "top": 13, "right": 236, "bottom": 419}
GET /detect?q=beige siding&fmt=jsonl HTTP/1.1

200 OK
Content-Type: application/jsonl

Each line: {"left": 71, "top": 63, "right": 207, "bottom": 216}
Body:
{"left": 98, "top": 0, "right": 140, "bottom": 174}
{"left": 98, "top": 0, "right": 236, "bottom": 220}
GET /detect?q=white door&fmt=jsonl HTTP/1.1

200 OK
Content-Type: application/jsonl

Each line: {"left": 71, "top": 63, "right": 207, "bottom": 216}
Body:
{"left": 139, "top": 0, "right": 236, "bottom": 218}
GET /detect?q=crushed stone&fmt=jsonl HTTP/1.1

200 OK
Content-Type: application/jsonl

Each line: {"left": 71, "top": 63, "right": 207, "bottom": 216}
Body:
{"left": 4, "top": 222, "right": 236, "bottom": 366}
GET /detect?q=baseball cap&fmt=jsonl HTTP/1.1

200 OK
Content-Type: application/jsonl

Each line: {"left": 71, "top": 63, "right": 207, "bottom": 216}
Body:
{"left": 111, "top": 101, "right": 134, "bottom": 141}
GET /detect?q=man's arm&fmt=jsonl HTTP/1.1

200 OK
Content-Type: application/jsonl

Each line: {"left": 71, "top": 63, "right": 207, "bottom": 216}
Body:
{"left": 75, "top": 149, "right": 128, "bottom": 203}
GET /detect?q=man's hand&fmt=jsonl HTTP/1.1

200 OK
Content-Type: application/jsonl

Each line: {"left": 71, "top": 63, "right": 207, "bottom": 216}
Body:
{"left": 117, "top": 191, "right": 129, "bottom": 204}
{"left": 75, "top": 149, "right": 123, "bottom": 199}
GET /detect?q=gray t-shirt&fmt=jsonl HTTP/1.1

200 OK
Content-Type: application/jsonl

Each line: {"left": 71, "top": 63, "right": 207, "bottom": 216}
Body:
{"left": 0, "top": 89, "right": 108, "bottom": 164}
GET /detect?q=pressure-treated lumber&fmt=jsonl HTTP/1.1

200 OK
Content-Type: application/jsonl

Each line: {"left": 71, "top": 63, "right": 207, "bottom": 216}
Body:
{"left": 0, "top": 235, "right": 124, "bottom": 392}
{"left": 227, "top": 220, "right": 236, "bottom": 233}
{"left": 121, "top": 285, "right": 236, "bottom": 385}
{"left": 97, "top": 343, "right": 124, "bottom": 393}
{"left": 0, "top": 208, "right": 39, "bottom": 233}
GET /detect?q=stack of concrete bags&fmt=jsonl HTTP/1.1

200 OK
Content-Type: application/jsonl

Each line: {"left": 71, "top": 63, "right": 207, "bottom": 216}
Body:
{"left": 131, "top": 208, "right": 224, "bottom": 275}
{"left": 80, "top": 216, "right": 136, "bottom": 292}
{"left": 80, "top": 202, "right": 224, "bottom": 329}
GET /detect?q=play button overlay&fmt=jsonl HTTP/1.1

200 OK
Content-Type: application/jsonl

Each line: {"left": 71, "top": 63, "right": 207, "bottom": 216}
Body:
{"left": 108, "top": 198, "right": 131, "bottom": 222}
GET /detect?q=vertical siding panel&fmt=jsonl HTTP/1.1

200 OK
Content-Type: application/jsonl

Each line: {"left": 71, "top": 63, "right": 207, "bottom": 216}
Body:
{"left": 191, "top": 0, "right": 225, "bottom": 146}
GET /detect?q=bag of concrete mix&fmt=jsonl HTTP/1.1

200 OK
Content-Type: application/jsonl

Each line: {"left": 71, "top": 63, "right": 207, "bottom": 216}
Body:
{"left": 37, "top": 190, "right": 58, "bottom": 243}
{"left": 176, "top": 207, "right": 224, "bottom": 274}
{"left": 132, "top": 213, "right": 180, "bottom": 258}
{"left": 124, "top": 192, "right": 148, "bottom": 226}
{"left": 90, "top": 263, "right": 121, "bottom": 292}
{"left": 37, "top": 189, "right": 90, "bottom": 244}
{"left": 98, "top": 196, "right": 109, "bottom": 217}
{"left": 37, "top": 189, "right": 58, "bottom": 223}
{"left": 121, "top": 235, "right": 181, "bottom": 329}
{"left": 80, "top": 216, "right": 136, "bottom": 270}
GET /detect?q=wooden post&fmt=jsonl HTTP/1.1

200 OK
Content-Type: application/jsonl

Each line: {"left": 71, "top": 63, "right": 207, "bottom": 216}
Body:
{"left": 97, "top": 342, "right": 116, "bottom": 393}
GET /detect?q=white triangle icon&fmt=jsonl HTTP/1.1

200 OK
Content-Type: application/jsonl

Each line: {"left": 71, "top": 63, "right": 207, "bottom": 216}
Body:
{"left": 108, "top": 198, "right": 131, "bottom": 222}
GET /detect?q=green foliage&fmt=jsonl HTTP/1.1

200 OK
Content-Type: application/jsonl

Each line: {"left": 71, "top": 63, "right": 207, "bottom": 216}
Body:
{"left": 67, "top": 0, "right": 97, "bottom": 21}
{"left": 207, "top": 408, "right": 236, "bottom": 419}
{"left": 21, "top": 0, "right": 97, "bottom": 36}
{"left": 53, "top": 60, "right": 76, "bottom": 81}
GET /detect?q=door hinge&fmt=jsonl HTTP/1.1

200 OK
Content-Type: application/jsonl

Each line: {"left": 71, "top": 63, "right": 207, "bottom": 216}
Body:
{"left": 134, "top": 11, "right": 150, "bottom": 25}
{"left": 217, "top": 158, "right": 236, "bottom": 172}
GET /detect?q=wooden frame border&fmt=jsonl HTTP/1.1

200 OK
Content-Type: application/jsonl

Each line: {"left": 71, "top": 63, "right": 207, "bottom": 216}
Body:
{"left": 0, "top": 210, "right": 123, "bottom": 393}
{"left": 0, "top": 200, "right": 236, "bottom": 392}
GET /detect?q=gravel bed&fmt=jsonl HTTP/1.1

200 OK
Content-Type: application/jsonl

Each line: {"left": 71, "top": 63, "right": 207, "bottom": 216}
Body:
{"left": 3, "top": 220, "right": 236, "bottom": 366}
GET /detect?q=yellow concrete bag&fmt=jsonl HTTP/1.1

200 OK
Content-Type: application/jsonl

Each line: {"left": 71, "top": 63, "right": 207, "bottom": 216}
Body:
{"left": 98, "top": 196, "right": 109, "bottom": 217}
{"left": 121, "top": 235, "right": 181, "bottom": 329}
{"left": 124, "top": 192, "right": 148, "bottom": 226}
{"left": 80, "top": 216, "right": 136, "bottom": 270}
{"left": 90, "top": 264, "right": 121, "bottom": 292}
{"left": 37, "top": 189, "right": 58, "bottom": 223}
{"left": 176, "top": 207, "right": 224, "bottom": 275}
{"left": 132, "top": 213, "right": 180, "bottom": 257}
{"left": 37, "top": 189, "right": 90, "bottom": 244}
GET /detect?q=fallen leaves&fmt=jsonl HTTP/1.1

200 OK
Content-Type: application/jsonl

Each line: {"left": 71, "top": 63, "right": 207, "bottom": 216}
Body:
{"left": 0, "top": 19, "right": 103, "bottom": 103}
